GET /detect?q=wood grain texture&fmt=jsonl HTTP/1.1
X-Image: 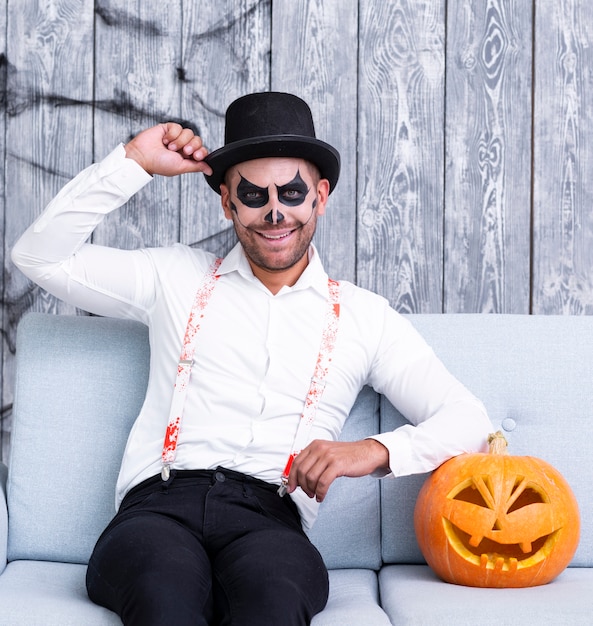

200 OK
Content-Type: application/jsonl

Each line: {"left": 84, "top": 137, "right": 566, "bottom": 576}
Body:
{"left": 271, "top": 0, "right": 359, "bottom": 283}
{"left": 444, "top": 0, "right": 532, "bottom": 313}
{"left": 533, "top": 0, "right": 593, "bottom": 314}
{"left": 2, "top": 0, "right": 95, "bottom": 456}
{"left": 0, "top": 1, "right": 6, "bottom": 459}
{"left": 358, "top": 0, "right": 445, "bottom": 312}
{"left": 4, "top": 0, "right": 95, "bottom": 309}
{"left": 92, "top": 0, "right": 184, "bottom": 250}
{"left": 179, "top": 0, "right": 271, "bottom": 256}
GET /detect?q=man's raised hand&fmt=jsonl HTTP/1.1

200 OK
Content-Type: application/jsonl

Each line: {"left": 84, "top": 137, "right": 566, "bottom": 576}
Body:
{"left": 124, "top": 123, "right": 213, "bottom": 177}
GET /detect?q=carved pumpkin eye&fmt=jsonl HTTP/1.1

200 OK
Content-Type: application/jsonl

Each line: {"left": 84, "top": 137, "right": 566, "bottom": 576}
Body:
{"left": 414, "top": 433, "right": 581, "bottom": 588}
{"left": 451, "top": 476, "right": 546, "bottom": 512}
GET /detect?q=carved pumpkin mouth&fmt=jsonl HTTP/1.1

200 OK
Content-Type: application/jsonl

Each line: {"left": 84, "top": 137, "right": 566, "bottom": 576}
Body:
{"left": 441, "top": 475, "right": 563, "bottom": 572}
{"left": 443, "top": 519, "right": 559, "bottom": 571}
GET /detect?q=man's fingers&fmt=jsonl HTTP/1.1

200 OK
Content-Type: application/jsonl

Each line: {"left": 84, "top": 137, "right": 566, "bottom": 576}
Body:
{"left": 289, "top": 443, "right": 337, "bottom": 502}
{"left": 166, "top": 127, "right": 197, "bottom": 151}
{"left": 293, "top": 455, "right": 323, "bottom": 499}
{"left": 286, "top": 439, "right": 390, "bottom": 503}
{"left": 161, "top": 123, "right": 208, "bottom": 155}
{"left": 125, "top": 123, "right": 213, "bottom": 177}
{"left": 176, "top": 157, "right": 213, "bottom": 176}
{"left": 161, "top": 122, "right": 184, "bottom": 145}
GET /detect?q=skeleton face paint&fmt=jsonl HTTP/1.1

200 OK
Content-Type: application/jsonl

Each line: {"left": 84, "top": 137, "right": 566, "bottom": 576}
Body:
{"left": 229, "top": 168, "right": 316, "bottom": 228}
{"left": 222, "top": 158, "right": 327, "bottom": 280}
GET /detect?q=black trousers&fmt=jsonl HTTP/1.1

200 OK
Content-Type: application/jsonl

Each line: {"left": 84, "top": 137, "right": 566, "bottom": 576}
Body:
{"left": 86, "top": 468, "right": 329, "bottom": 626}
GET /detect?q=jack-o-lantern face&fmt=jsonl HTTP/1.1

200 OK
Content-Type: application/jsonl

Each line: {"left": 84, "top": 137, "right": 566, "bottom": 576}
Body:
{"left": 414, "top": 433, "right": 580, "bottom": 588}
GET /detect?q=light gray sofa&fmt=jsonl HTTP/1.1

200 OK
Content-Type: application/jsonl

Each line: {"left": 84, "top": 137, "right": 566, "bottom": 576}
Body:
{"left": 1, "top": 312, "right": 592, "bottom": 625}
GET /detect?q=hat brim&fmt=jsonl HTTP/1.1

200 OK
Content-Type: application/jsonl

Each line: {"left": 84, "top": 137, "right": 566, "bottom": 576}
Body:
{"left": 203, "top": 135, "right": 340, "bottom": 195}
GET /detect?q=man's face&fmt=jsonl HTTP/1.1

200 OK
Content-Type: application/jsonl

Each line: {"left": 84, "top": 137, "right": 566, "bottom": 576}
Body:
{"left": 220, "top": 157, "right": 329, "bottom": 276}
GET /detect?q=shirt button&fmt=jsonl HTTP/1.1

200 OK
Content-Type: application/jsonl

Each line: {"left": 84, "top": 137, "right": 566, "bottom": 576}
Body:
{"left": 215, "top": 471, "right": 226, "bottom": 482}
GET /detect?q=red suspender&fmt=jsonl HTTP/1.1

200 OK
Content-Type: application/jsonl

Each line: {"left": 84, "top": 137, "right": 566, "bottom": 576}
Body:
{"left": 161, "top": 258, "right": 222, "bottom": 480}
{"left": 277, "top": 278, "right": 340, "bottom": 495}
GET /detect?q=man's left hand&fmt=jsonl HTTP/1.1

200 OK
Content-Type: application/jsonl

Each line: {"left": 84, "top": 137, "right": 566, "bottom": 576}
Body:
{"left": 286, "top": 439, "right": 390, "bottom": 502}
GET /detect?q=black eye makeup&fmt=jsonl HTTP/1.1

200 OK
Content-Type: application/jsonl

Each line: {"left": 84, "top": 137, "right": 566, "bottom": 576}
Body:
{"left": 236, "top": 175, "right": 269, "bottom": 208}
{"left": 234, "top": 171, "right": 311, "bottom": 210}
{"left": 276, "top": 171, "right": 310, "bottom": 207}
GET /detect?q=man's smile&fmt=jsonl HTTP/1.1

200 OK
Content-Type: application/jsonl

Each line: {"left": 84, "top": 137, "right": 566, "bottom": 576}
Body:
{"left": 257, "top": 228, "right": 297, "bottom": 240}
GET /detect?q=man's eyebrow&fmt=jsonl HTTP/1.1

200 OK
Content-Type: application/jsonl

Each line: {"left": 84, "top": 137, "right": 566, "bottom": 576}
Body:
{"left": 237, "top": 174, "right": 268, "bottom": 194}
{"left": 276, "top": 171, "right": 309, "bottom": 193}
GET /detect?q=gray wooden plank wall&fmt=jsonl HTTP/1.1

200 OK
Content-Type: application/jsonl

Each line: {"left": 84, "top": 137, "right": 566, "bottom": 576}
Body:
{"left": 1, "top": 0, "right": 593, "bottom": 460}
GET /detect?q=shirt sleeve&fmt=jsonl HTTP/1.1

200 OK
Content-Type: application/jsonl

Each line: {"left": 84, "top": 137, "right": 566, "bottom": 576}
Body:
{"left": 366, "top": 305, "right": 493, "bottom": 477}
{"left": 11, "top": 144, "right": 157, "bottom": 320}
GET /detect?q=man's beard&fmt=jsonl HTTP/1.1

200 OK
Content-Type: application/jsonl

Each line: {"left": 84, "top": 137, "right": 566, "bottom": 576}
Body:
{"left": 230, "top": 207, "right": 318, "bottom": 273}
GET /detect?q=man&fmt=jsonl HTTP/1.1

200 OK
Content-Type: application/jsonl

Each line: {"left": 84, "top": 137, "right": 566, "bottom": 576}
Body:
{"left": 12, "top": 92, "right": 491, "bottom": 625}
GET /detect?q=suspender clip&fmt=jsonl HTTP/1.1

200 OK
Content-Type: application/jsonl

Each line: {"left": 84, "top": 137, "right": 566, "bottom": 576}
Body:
{"left": 277, "top": 478, "right": 289, "bottom": 498}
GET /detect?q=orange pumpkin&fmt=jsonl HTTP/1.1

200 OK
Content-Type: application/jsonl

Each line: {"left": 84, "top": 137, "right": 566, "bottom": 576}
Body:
{"left": 414, "top": 432, "right": 580, "bottom": 587}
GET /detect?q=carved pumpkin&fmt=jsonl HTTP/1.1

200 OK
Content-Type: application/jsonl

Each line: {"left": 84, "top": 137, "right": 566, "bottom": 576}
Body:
{"left": 414, "top": 432, "right": 580, "bottom": 587}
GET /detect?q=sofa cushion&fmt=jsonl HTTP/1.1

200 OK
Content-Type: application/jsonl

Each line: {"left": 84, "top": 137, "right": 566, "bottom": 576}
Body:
{"left": 0, "top": 561, "right": 120, "bottom": 625}
{"left": 311, "top": 569, "right": 391, "bottom": 625}
{"left": 381, "top": 314, "right": 593, "bottom": 567}
{"left": 307, "top": 385, "right": 382, "bottom": 570}
{"left": 8, "top": 314, "right": 150, "bottom": 564}
{"left": 379, "top": 564, "right": 593, "bottom": 625}
{"left": 0, "top": 563, "right": 388, "bottom": 626}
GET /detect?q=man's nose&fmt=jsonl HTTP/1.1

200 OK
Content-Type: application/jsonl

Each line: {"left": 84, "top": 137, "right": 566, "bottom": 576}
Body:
{"left": 264, "top": 204, "right": 285, "bottom": 224}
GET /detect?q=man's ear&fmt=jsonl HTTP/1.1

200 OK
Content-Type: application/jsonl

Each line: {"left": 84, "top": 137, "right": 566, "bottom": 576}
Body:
{"left": 315, "top": 179, "right": 330, "bottom": 216}
{"left": 220, "top": 183, "right": 233, "bottom": 220}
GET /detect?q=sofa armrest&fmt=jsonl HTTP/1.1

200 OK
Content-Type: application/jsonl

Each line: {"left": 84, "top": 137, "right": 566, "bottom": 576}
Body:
{"left": 0, "top": 462, "right": 7, "bottom": 574}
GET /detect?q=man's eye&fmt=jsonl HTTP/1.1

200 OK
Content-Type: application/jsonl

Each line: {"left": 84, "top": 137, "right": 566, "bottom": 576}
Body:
{"left": 236, "top": 175, "right": 269, "bottom": 207}
{"left": 278, "top": 186, "right": 309, "bottom": 206}
{"left": 237, "top": 187, "right": 269, "bottom": 208}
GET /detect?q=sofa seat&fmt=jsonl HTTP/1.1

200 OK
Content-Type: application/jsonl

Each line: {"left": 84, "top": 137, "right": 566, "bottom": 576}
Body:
{"left": 311, "top": 569, "right": 391, "bottom": 625}
{"left": 379, "top": 565, "right": 593, "bottom": 625}
{"left": 0, "top": 562, "right": 391, "bottom": 626}
{"left": 0, "top": 561, "right": 120, "bottom": 625}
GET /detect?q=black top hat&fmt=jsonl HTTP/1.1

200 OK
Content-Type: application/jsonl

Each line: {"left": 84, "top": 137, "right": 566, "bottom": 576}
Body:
{"left": 204, "top": 92, "right": 341, "bottom": 194}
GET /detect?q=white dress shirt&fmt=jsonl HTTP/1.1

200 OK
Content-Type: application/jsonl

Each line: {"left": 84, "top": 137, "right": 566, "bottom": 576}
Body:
{"left": 11, "top": 145, "right": 492, "bottom": 528}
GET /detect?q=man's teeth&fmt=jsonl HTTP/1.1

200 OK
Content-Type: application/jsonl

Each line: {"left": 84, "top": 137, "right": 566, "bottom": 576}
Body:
{"left": 262, "top": 231, "right": 291, "bottom": 240}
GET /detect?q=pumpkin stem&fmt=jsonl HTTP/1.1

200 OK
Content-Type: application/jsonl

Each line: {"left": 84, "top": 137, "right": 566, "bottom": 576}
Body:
{"left": 488, "top": 431, "right": 509, "bottom": 455}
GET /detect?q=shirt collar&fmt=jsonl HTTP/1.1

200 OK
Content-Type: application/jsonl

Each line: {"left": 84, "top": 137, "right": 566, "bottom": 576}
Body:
{"left": 217, "top": 242, "right": 330, "bottom": 297}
